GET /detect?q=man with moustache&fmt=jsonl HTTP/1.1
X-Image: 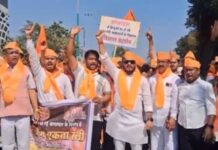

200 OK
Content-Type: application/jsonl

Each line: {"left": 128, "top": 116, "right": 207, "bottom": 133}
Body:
{"left": 149, "top": 52, "right": 180, "bottom": 150}
{"left": 178, "top": 51, "right": 216, "bottom": 150}
{"left": 97, "top": 31, "right": 153, "bottom": 150}
{"left": 66, "top": 27, "right": 111, "bottom": 150}
{"left": 25, "top": 24, "right": 75, "bottom": 105}
{"left": 0, "top": 41, "right": 39, "bottom": 150}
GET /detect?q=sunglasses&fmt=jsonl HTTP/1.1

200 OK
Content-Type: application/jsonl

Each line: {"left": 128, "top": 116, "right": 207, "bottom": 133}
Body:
{"left": 123, "top": 60, "right": 136, "bottom": 64}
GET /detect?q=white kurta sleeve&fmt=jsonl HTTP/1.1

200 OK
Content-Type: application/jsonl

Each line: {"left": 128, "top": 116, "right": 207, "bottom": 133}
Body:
{"left": 205, "top": 83, "right": 216, "bottom": 115}
{"left": 102, "top": 78, "right": 111, "bottom": 94}
{"left": 72, "top": 63, "right": 85, "bottom": 98}
{"left": 170, "top": 83, "right": 178, "bottom": 119}
{"left": 100, "top": 52, "right": 119, "bottom": 80}
{"left": 26, "top": 39, "right": 43, "bottom": 77}
{"left": 142, "top": 77, "right": 153, "bottom": 112}
{"left": 72, "top": 62, "right": 84, "bottom": 77}
{"left": 148, "top": 77, "right": 155, "bottom": 105}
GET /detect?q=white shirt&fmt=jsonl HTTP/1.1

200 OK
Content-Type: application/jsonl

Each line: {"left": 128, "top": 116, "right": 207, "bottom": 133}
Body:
{"left": 73, "top": 63, "right": 111, "bottom": 121}
{"left": 149, "top": 73, "right": 180, "bottom": 127}
{"left": 178, "top": 77, "right": 216, "bottom": 129}
{"left": 26, "top": 40, "right": 75, "bottom": 105}
{"left": 73, "top": 63, "right": 111, "bottom": 98}
{"left": 101, "top": 52, "right": 152, "bottom": 144}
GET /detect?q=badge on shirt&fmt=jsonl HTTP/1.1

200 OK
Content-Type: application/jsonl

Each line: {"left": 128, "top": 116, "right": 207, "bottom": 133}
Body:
{"left": 166, "top": 83, "right": 172, "bottom": 87}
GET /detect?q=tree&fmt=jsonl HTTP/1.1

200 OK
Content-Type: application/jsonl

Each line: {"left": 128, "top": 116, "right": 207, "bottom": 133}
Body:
{"left": 175, "top": 0, "right": 218, "bottom": 77}
{"left": 175, "top": 30, "right": 198, "bottom": 58}
{"left": 46, "top": 21, "right": 69, "bottom": 51}
{"left": 15, "top": 21, "right": 70, "bottom": 54}
{"left": 113, "top": 46, "right": 126, "bottom": 57}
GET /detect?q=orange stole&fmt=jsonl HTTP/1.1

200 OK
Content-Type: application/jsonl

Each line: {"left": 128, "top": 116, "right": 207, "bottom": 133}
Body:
{"left": 118, "top": 68, "right": 142, "bottom": 110}
{"left": 155, "top": 68, "right": 172, "bottom": 108}
{"left": 79, "top": 68, "right": 97, "bottom": 99}
{"left": 0, "top": 59, "right": 26, "bottom": 105}
{"left": 43, "top": 69, "right": 64, "bottom": 100}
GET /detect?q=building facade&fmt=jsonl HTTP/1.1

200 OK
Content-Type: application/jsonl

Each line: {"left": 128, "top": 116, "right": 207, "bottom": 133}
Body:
{"left": 0, "top": 0, "right": 8, "bottom": 49}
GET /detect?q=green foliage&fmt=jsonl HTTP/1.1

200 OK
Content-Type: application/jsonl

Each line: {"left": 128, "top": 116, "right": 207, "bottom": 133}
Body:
{"left": 185, "top": 0, "right": 218, "bottom": 38}
{"left": 113, "top": 46, "right": 126, "bottom": 57}
{"left": 176, "top": 0, "right": 218, "bottom": 58}
{"left": 175, "top": 30, "right": 198, "bottom": 57}
{"left": 46, "top": 21, "right": 70, "bottom": 51}
{"left": 211, "top": 0, "right": 218, "bottom": 15}
{"left": 15, "top": 21, "right": 70, "bottom": 54}
{"left": 175, "top": 0, "right": 218, "bottom": 77}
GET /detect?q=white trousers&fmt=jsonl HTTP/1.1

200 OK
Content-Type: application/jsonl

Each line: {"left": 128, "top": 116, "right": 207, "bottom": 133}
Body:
{"left": 1, "top": 116, "right": 30, "bottom": 150}
{"left": 114, "top": 139, "right": 142, "bottom": 150}
{"left": 151, "top": 126, "right": 178, "bottom": 150}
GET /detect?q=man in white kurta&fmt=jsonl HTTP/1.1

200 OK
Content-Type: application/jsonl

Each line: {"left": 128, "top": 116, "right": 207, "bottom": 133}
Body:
{"left": 73, "top": 61, "right": 111, "bottom": 128}
{"left": 25, "top": 26, "right": 75, "bottom": 105}
{"left": 97, "top": 31, "right": 153, "bottom": 150}
{"left": 149, "top": 52, "right": 180, "bottom": 150}
{"left": 66, "top": 27, "right": 111, "bottom": 150}
{"left": 73, "top": 59, "right": 112, "bottom": 150}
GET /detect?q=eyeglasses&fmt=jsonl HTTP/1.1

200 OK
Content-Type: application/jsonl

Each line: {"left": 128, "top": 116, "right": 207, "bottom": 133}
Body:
{"left": 123, "top": 60, "right": 136, "bottom": 64}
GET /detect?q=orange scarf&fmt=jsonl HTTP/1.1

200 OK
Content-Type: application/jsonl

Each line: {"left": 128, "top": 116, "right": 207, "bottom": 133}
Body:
{"left": 118, "top": 68, "right": 142, "bottom": 110}
{"left": 155, "top": 68, "right": 172, "bottom": 108}
{"left": 79, "top": 67, "right": 98, "bottom": 99}
{"left": 0, "top": 59, "right": 25, "bottom": 105}
{"left": 43, "top": 69, "right": 64, "bottom": 100}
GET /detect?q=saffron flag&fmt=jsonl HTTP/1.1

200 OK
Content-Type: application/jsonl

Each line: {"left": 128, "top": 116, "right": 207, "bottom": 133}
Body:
{"left": 36, "top": 25, "right": 47, "bottom": 55}
{"left": 124, "top": 9, "right": 136, "bottom": 21}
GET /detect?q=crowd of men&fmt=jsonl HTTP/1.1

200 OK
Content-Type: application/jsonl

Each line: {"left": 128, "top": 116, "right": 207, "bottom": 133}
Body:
{"left": 0, "top": 23, "right": 217, "bottom": 150}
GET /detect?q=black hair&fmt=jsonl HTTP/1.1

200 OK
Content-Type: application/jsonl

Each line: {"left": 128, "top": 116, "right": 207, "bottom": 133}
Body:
{"left": 84, "top": 49, "right": 99, "bottom": 60}
{"left": 140, "top": 63, "right": 151, "bottom": 73}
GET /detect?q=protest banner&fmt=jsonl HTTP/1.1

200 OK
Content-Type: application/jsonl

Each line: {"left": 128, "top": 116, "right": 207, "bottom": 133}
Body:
{"left": 30, "top": 99, "right": 94, "bottom": 150}
{"left": 99, "top": 16, "right": 141, "bottom": 48}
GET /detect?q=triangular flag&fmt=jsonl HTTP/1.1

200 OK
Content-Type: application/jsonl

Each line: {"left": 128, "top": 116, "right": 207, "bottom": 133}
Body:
{"left": 36, "top": 25, "right": 47, "bottom": 55}
{"left": 184, "top": 51, "right": 196, "bottom": 60}
{"left": 124, "top": 9, "right": 136, "bottom": 21}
